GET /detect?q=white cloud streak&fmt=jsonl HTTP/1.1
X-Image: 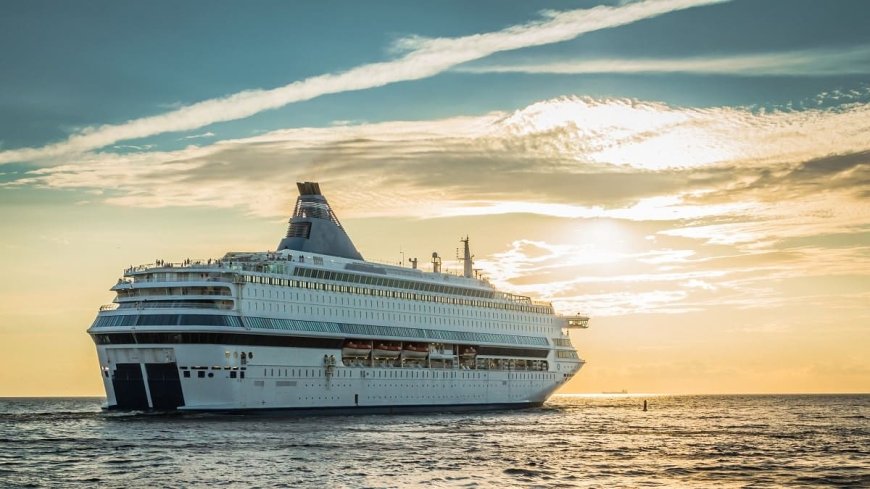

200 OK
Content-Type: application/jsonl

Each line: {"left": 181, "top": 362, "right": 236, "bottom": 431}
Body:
{"left": 0, "top": 0, "right": 726, "bottom": 165}
{"left": 458, "top": 45, "right": 870, "bottom": 76}
{"left": 180, "top": 131, "right": 216, "bottom": 140}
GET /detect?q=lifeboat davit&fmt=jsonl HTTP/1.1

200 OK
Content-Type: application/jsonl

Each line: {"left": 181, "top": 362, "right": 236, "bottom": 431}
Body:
{"left": 342, "top": 341, "right": 372, "bottom": 357}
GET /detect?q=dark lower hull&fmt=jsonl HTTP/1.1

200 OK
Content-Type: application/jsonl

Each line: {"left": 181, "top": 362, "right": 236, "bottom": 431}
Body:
{"left": 104, "top": 401, "right": 544, "bottom": 416}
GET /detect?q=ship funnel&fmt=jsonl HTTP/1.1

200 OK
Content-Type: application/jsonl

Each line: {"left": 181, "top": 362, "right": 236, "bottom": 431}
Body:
{"left": 276, "top": 182, "right": 363, "bottom": 260}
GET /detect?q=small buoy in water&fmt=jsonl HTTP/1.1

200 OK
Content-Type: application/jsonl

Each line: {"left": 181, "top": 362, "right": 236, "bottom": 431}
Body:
{"left": 643, "top": 400, "right": 648, "bottom": 412}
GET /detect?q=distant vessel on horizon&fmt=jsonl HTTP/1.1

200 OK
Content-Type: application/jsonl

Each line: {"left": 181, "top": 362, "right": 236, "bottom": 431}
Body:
{"left": 88, "top": 182, "right": 589, "bottom": 413}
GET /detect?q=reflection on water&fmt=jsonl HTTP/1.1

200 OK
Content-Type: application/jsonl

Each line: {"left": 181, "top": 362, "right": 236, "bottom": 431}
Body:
{"left": 0, "top": 395, "right": 867, "bottom": 487}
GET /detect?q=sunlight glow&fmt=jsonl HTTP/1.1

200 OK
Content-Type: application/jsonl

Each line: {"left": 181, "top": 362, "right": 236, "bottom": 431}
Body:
{"left": 502, "top": 98, "right": 741, "bottom": 169}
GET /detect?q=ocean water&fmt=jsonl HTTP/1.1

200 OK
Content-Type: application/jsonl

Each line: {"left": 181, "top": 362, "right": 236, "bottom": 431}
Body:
{"left": 0, "top": 395, "right": 867, "bottom": 488}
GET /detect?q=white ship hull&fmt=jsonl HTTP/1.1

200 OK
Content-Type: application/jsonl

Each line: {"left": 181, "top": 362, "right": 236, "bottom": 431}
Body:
{"left": 95, "top": 343, "right": 581, "bottom": 413}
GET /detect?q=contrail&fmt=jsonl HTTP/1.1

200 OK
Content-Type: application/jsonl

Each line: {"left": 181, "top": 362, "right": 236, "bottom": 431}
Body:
{"left": 0, "top": 0, "right": 727, "bottom": 165}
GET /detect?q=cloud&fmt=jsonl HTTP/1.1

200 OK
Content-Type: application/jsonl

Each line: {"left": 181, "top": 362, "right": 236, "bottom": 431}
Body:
{"left": 7, "top": 94, "right": 867, "bottom": 224}
{"left": 3, "top": 93, "right": 866, "bottom": 319}
{"left": 111, "top": 144, "right": 155, "bottom": 151}
{"left": 5, "top": 92, "right": 867, "bottom": 318}
{"left": 0, "top": 0, "right": 727, "bottom": 165}
{"left": 179, "top": 132, "right": 216, "bottom": 140}
{"left": 707, "top": 150, "right": 870, "bottom": 200}
{"left": 474, "top": 227, "right": 870, "bottom": 317}
{"left": 458, "top": 45, "right": 870, "bottom": 76}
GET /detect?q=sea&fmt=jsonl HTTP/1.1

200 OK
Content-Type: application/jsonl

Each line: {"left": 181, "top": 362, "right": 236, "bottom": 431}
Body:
{"left": 0, "top": 394, "right": 867, "bottom": 488}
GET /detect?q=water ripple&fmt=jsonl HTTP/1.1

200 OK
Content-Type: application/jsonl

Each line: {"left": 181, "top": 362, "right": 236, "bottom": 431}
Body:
{"left": 0, "top": 395, "right": 868, "bottom": 487}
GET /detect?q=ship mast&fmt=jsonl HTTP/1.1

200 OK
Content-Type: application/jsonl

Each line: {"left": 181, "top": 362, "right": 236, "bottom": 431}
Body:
{"left": 460, "top": 236, "right": 473, "bottom": 278}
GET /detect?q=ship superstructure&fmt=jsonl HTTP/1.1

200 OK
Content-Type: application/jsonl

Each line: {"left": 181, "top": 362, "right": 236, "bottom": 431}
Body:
{"left": 88, "top": 182, "right": 588, "bottom": 412}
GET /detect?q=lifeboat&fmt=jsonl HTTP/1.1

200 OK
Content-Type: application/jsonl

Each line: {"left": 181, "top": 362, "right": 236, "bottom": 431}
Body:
{"left": 401, "top": 343, "right": 429, "bottom": 359}
{"left": 342, "top": 341, "right": 372, "bottom": 357}
{"left": 373, "top": 343, "right": 401, "bottom": 358}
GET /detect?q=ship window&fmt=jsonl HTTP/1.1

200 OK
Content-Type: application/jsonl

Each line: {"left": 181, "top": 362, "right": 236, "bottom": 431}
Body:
{"left": 183, "top": 371, "right": 191, "bottom": 378}
{"left": 180, "top": 314, "right": 231, "bottom": 326}
{"left": 92, "top": 315, "right": 138, "bottom": 328}
{"left": 198, "top": 371, "right": 205, "bottom": 378}
{"left": 136, "top": 314, "right": 179, "bottom": 326}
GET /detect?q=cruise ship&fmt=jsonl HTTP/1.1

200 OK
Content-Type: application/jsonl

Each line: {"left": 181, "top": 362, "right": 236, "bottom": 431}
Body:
{"left": 88, "top": 182, "right": 589, "bottom": 413}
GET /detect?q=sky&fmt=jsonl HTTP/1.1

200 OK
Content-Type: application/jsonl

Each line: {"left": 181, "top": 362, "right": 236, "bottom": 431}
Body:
{"left": 0, "top": 0, "right": 868, "bottom": 396}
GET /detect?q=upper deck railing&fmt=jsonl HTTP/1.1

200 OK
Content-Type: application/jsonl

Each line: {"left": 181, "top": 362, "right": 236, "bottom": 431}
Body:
{"left": 125, "top": 258, "right": 240, "bottom": 274}
{"left": 101, "top": 302, "right": 231, "bottom": 311}
{"left": 121, "top": 256, "right": 553, "bottom": 309}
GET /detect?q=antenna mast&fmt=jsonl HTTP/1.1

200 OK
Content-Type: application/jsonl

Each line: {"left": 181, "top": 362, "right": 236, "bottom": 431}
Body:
{"left": 460, "top": 236, "right": 474, "bottom": 278}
